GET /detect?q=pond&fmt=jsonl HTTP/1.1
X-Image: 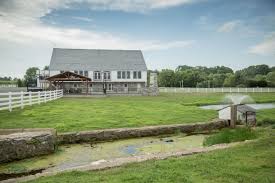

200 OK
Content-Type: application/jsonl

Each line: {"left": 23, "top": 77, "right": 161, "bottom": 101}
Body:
{"left": 199, "top": 103, "right": 275, "bottom": 110}
{"left": 0, "top": 134, "right": 206, "bottom": 175}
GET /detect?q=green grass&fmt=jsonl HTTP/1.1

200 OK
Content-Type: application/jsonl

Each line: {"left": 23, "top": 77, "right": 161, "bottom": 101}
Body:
{"left": 203, "top": 127, "right": 258, "bottom": 146}
{"left": 28, "top": 131, "right": 275, "bottom": 183}
{"left": 0, "top": 93, "right": 275, "bottom": 132}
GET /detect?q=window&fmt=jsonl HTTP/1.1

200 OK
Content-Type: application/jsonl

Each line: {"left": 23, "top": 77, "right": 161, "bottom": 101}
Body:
{"left": 108, "top": 83, "right": 113, "bottom": 91}
{"left": 124, "top": 84, "right": 128, "bottom": 87}
{"left": 104, "top": 72, "right": 111, "bottom": 80}
{"left": 94, "top": 71, "right": 101, "bottom": 80}
{"left": 84, "top": 71, "right": 88, "bottom": 77}
{"left": 138, "top": 71, "right": 142, "bottom": 79}
{"left": 127, "top": 71, "right": 130, "bottom": 79}
{"left": 89, "top": 84, "right": 92, "bottom": 87}
{"left": 60, "top": 70, "right": 65, "bottom": 73}
{"left": 74, "top": 70, "right": 78, "bottom": 74}
{"left": 133, "top": 71, "right": 137, "bottom": 79}
{"left": 79, "top": 71, "right": 83, "bottom": 76}
{"left": 117, "top": 71, "right": 121, "bottom": 79}
{"left": 122, "top": 71, "right": 126, "bottom": 79}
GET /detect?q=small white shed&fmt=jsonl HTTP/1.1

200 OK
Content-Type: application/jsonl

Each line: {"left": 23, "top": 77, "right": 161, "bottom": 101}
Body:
{"left": 218, "top": 104, "right": 256, "bottom": 125}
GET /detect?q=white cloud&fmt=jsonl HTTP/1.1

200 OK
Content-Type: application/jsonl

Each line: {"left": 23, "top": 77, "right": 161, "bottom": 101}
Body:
{"left": 72, "top": 16, "right": 93, "bottom": 22}
{"left": 0, "top": 0, "right": 196, "bottom": 77}
{"left": 217, "top": 20, "right": 241, "bottom": 33}
{"left": 248, "top": 32, "right": 275, "bottom": 56}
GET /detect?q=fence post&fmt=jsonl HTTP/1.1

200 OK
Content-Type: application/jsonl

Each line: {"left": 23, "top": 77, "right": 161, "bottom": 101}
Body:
{"left": 29, "top": 91, "right": 32, "bottom": 106}
{"left": 20, "top": 91, "right": 24, "bottom": 109}
{"left": 253, "top": 88, "right": 255, "bottom": 93}
{"left": 268, "top": 88, "right": 270, "bottom": 93}
{"left": 38, "top": 91, "right": 41, "bottom": 104}
{"left": 44, "top": 91, "right": 47, "bottom": 103}
{"left": 8, "top": 92, "right": 12, "bottom": 112}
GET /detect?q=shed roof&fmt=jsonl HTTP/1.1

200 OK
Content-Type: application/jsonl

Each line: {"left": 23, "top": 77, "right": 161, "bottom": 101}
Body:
{"left": 49, "top": 48, "right": 147, "bottom": 71}
{"left": 218, "top": 104, "right": 256, "bottom": 113}
{"left": 46, "top": 71, "right": 91, "bottom": 82}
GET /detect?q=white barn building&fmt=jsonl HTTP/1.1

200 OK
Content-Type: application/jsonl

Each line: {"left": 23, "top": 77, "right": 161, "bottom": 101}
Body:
{"left": 37, "top": 48, "right": 148, "bottom": 95}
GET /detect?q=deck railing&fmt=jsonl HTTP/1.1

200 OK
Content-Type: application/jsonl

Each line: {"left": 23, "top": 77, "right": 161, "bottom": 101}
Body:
{"left": 0, "top": 90, "right": 63, "bottom": 112}
{"left": 159, "top": 87, "right": 275, "bottom": 93}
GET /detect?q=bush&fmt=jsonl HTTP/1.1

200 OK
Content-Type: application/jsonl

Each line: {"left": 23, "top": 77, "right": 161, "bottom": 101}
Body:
{"left": 257, "top": 118, "right": 275, "bottom": 127}
{"left": 203, "top": 128, "right": 258, "bottom": 146}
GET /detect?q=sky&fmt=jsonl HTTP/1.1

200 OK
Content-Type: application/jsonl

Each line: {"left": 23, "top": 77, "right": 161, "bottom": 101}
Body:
{"left": 0, "top": 0, "right": 274, "bottom": 78}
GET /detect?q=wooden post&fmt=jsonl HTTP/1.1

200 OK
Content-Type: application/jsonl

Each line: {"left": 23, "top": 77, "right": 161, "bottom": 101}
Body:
{"left": 230, "top": 105, "right": 237, "bottom": 128}
{"left": 38, "top": 91, "right": 41, "bottom": 104}
{"left": 44, "top": 91, "right": 47, "bottom": 103}
{"left": 20, "top": 91, "right": 24, "bottom": 109}
{"left": 8, "top": 92, "right": 12, "bottom": 112}
{"left": 29, "top": 91, "right": 32, "bottom": 106}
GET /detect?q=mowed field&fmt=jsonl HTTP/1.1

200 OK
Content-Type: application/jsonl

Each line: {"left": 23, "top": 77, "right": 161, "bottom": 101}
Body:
{"left": 0, "top": 93, "right": 275, "bottom": 132}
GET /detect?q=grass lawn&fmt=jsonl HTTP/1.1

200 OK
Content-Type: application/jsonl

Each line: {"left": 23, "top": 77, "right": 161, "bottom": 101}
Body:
{"left": 28, "top": 129, "right": 275, "bottom": 183}
{"left": 0, "top": 93, "right": 275, "bottom": 132}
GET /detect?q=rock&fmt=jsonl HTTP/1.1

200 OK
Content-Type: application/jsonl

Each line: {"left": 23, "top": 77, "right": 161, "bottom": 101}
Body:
{"left": 164, "top": 139, "right": 174, "bottom": 143}
{"left": 57, "top": 120, "right": 229, "bottom": 144}
{"left": 0, "top": 131, "right": 56, "bottom": 163}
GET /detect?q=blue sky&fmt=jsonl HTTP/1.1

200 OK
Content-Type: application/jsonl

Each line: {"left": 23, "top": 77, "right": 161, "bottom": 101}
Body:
{"left": 0, "top": 0, "right": 274, "bottom": 77}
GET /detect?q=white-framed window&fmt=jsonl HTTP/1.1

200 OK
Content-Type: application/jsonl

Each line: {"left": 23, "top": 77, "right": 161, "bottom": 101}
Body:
{"left": 84, "top": 71, "right": 88, "bottom": 77}
{"left": 94, "top": 71, "right": 101, "bottom": 80}
{"left": 122, "top": 71, "right": 126, "bottom": 79}
{"left": 127, "top": 71, "right": 130, "bottom": 79}
{"left": 79, "top": 70, "right": 83, "bottom": 76}
{"left": 133, "top": 71, "right": 137, "bottom": 79}
{"left": 104, "top": 71, "right": 111, "bottom": 80}
{"left": 117, "top": 71, "right": 121, "bottom": 79}
{"left": 108, "top": 83, "right": 113, "bottom": 91}
{"left": 138, "top": 71, "right": 142, "bottom": 79}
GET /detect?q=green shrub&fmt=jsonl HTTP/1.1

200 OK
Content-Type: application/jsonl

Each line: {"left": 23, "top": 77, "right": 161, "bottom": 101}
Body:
{"left": 257, "top": 118, "right": 275, "bottom": 127}
{"left": 203, "top": 128, "right": 258, "bottom": 146}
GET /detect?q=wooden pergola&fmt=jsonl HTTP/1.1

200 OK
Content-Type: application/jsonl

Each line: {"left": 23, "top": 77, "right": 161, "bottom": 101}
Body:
{"left": 46, "top": 71, "right": 91, "bottom": 94}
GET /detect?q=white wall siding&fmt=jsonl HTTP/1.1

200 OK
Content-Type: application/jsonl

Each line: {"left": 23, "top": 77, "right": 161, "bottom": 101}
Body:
{"left": 218, "top": 107, "right": 231, "bottom": 120}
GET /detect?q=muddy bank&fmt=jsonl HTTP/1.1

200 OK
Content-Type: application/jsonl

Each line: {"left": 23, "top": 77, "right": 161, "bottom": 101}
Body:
{"left": 57, "top": 120, "right": 229, "bottom": 144}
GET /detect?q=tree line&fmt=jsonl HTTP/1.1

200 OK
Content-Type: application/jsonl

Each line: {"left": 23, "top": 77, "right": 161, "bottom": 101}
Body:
{"left": 154, "top": 64, "right": 275, "bottom": 87}
{"left": 1, "top": 64, "right": 275, "bottom": 88}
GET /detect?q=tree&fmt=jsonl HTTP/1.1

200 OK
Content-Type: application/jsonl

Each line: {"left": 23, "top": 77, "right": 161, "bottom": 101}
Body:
{"left": 266, "top": 71, "right": 275, "bottom": 86}
{"left": 158, "top": 69, "right": 176, "bottom": 87}
{"left": 24, "top": 67, "right": 39, "bottom": 86}
{"left": 223, "top": 73, "right": 236, "bottom": 87}
{"left": 43, "top": 65, "right": 49, "bottom": 70}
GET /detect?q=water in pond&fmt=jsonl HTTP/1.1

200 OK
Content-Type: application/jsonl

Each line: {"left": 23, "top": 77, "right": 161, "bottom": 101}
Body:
{"left": 200, "top": 103, "right": 275, "bottom": 110}
{"left": 0, "top": 134, "right": 206, "bottom": 174}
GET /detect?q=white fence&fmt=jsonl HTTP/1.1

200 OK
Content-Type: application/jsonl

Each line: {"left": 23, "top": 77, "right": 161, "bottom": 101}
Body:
{"left": 0, "top": 90, "right": 63, "bottom": 112}
{"left": 159, "top": 87, "right": 275, "bottom": 93}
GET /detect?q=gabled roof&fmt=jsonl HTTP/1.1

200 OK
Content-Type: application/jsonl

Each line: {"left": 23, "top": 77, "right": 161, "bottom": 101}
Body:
{"left": 218, "top": 104, "right": 256, "bottom": 113}
{"left": 49, "top": 48, "right": 147, "bottom": 71}
{"left": 46, "top": 71, "right": 91, "bottom": 82}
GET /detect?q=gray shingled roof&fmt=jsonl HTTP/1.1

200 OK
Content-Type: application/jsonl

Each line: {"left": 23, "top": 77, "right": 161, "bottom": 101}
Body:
{"left": 218, "top": 104, "right": 256, "bottom": 113}
{"left": 237, "top": 104, "right": 256, "bottom": 113}
{"left": 49, "top": 48, "right": 147, "bottom": 71}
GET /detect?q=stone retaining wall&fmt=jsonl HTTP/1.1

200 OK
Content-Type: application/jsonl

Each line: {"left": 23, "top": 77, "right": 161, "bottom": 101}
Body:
{"left": 0, "top": 130, "right": 56, "bottom": 163}
{"left": 58, "top": 120, "right": 229, "bottom": 144}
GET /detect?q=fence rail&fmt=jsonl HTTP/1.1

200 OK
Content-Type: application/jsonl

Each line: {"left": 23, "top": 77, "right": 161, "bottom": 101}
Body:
{"left": 159, "top": 87, "right": 275, "bottom": 93}
{"left": 0, "top": 90, "right": 63, "bottom": 112}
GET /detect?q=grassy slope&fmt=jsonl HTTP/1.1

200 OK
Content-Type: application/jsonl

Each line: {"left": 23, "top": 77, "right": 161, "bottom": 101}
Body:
{"left": 29, "top": 133, "right": 275, "bottom": 183}
{"left": 0, "top": 93, "right": 274, "bottom": 132}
